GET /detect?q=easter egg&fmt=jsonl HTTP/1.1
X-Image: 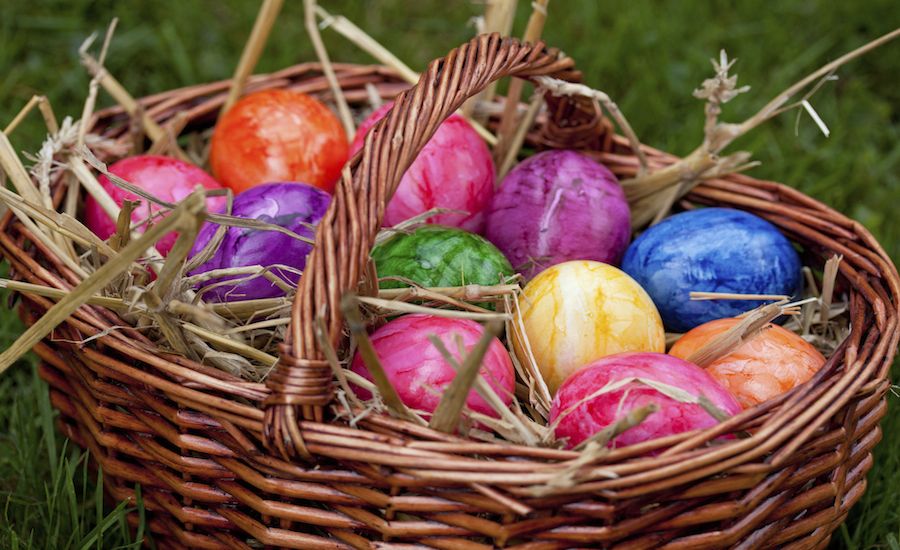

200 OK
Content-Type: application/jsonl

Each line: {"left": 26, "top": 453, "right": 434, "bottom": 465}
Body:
{"left": 187, "top": 182, "right": 330, "bottom": 301}
{"left": 513, "top": 260, "right": 665, "bottom": 394}
{"left": 350, "top": 314, "right": 515, "bottom": 419}
{"left": 351, "top": 103, "right": 494, "bottom": 232}
{"left": 621, "top": 208, "right": 802, "bottom": 333}
{"left": 485, "top": 150, "right": 631, "bottom": 279}
{"left": 669, "top": 318, "right": 826, "bottom": 408}
{"left": 83, "top": 155, "right": 226, "bottom": 257}
{"left": 372, "top": 225, "right": 513, "bottom": 291}
{"left": 550, "top": 352, "right": 741, "bottom": 449}
{"left": 210, "top": 89, "right": 348, "bottom": 194}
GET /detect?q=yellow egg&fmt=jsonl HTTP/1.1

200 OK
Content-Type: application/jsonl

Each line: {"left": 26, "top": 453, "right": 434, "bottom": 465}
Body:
{"left": 512, "top": 260, "right": 666, "bottom": 394}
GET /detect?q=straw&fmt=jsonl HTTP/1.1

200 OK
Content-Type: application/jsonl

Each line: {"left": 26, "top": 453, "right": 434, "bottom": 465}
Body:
{"left": 4, "top": 95, "right": 58, "bottom": 136}
{"left": 429, "top": 320, "right": 504, "bottom": 433}
{"left": 220, "top": 0, "right": 285, "bottom": 116}
{"left": 0, "top": 190, "right": 207, "bottom": 374}
{"left": 493, "top": 0, "right": 550, "bottom": 167}
{"left": 686, "top": 301, "right": 789, "bottom": 368}
{"left": 304, "top": 0, "right": 355, "bottom": 138}
{"left": 461, "top": 0, "right": 518, "bottom": 121}
{"left": 341, "top": 293, "right": 425, "bottom": 425}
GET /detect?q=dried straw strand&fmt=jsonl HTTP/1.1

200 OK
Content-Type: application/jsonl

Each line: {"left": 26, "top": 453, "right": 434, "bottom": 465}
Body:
{"left": 493, "top": 0, "right": 549, "bottom": 165}
{"left": 0, "top": 190, "right": 206, "bottom": 374}
{"left": 220, "top": 0, "right": 285, "bottom": 116}
{"left": 820, "top": 255, "right": 842, "bottom": 327}
{"left": 80, "top": 52, "right": 190, "bottom": 162}
{"left": 690, "top": 291, "right": 792, "bottom": 301}
{"left": 461, "top": 0, "right": 518, "bottom": 120}
{"left": 4, "top": 95, "right": 58, "bottom": 136}
{"left": 686, "top": 301, "right": 788, "bottom": 368}
{"left": 304, "top": 0, "right": 355, "bottom": 138}
{"left": 429, "top": 320, "right": 504, "bottom": 433}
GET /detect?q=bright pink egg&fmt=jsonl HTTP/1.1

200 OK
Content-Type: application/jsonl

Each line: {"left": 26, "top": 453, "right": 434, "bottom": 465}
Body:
{"left": 350, "top": 103, "right": 495, "bottom": 232}
{"left": 83, "top": 155, "right": 226, "bottom": 256}
{"left": 550, "top": 352, "right": 741, "bottom": 449}
{"left": 350, "top": 314, "right": 514, "bottom": 419}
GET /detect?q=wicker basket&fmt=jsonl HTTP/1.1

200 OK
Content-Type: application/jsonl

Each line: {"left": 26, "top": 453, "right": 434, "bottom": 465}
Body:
{"left": 3, "top": 35, "right": 898, "bottom": 549}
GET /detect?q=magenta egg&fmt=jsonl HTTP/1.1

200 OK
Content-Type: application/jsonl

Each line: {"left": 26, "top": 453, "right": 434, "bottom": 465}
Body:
{"left": 485, "top": 150, "right": 630, "bottom": 279}
{"left": 83, "top": 155, "right": 226, "bottom": 256}
{"left": 350, "top": 314, "right": 515, "bottom": 419}
{"left": 350, "top": 103, "right": 495, "bottom": 232}
{"left": 550, "top": 352, "right": 741, "bottom": 449}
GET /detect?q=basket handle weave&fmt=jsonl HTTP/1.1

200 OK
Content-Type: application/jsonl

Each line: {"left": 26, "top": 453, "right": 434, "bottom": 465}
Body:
{"left": 263, "top": 34, "right": 601, "bottom": 460}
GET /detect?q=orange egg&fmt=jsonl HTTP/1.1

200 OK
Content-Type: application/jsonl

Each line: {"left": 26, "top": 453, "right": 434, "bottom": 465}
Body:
{"left": 669, "top": 318, "right": 826, "bottom": 408}
{"left": 210, "top": 89, "right": 348, "bottom": 194}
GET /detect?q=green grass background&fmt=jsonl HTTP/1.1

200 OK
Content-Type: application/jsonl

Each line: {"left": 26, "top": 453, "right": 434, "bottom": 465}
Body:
{"left": 1, "top": 0, "right": 898, "bottom": 547}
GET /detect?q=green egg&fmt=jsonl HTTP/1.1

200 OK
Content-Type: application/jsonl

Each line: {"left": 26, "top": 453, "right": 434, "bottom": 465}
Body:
{"left": 372, "top": 225, "right": 514, "bottom": 293}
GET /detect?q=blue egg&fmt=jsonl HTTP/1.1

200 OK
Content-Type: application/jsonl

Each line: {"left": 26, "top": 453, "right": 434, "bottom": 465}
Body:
{"left": 622, "top": 208, "right": 801, "bottom": 332}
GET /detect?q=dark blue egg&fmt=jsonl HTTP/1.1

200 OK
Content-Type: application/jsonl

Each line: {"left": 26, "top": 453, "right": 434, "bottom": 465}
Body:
{"left": 621, "top": 208, "right": 801, "bottom": 333}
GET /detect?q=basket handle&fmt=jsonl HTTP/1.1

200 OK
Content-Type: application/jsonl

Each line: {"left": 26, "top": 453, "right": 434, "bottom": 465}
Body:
{"left": 263, "top": 34, "right": 602, "bottom": 460}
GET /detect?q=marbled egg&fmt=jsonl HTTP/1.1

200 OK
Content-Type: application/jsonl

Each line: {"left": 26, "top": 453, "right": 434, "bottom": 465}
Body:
{"left": 372, "top": 225, "right": 513, "bottom": 290}
{"left": 84, "top": 155, "right": 226, "bottom": 256}
{"left": 669, "top": 318, "right": 826, "bottom": 408}
{"left": 187, "top": 182, "right": 329, "bottom": 301}
{"left": 550, "top": 352, "right": 742, "bottom": 449}
{"left": 351, "top": 103, "right": 494, "bottom": 232}
{"left": 350, "top": 314, "right": 515, "bottom": 419}
{"left": 622, "top": 208, "right": 802, "bottom": 333}
{"left": 512, "top": 260, "right": 665, "bottom": 394}
{"left": 485, "top": 150, "right": 630, "bottom": 280}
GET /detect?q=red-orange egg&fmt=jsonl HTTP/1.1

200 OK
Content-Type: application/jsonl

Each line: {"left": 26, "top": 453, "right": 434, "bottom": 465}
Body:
{"left": 669, "top": 318, "right": 826, "bottom": 408}
{"left": 210, "top": 89, "right": 348, "bottom": 194}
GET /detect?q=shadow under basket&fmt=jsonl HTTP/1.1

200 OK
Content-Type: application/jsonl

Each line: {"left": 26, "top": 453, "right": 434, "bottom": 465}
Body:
{"left": 2, "top": 36, "right": 899, "bottom": 549}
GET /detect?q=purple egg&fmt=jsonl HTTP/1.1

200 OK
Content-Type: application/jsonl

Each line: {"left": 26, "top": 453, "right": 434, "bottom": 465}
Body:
{"left": 485, "top": 150, "right": 631, "bottom": 280}
{"left": 188, "top": 182, "right": 330, "bottom": 301}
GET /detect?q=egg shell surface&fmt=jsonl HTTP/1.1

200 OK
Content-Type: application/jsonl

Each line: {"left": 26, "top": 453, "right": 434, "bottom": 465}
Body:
{"left": 83, "top": 155, "right": 226, "bottom": 257}
{"left": 210, "top": 89, "right": 348, "bottom": 194}
{"left": 669, "top": 317, "right": 826, "bottom": 408}
{"left": 372, "top": 225, "right": 513, "bottom": 291}
{"left": 485, "top": 150, "right": 631, "bottom": 279}
{"left": 513, "top": 260, "right": 666, "bottom": 395}
{"left": 351, "top": 103, "right": 494, "bottom": 232}
{"left": 622, "top": 208, "right": 802, "bottom": 332}
{"left": 187, "top": 182, "right": 330, "bottom": 301}
{"left": 550, "top": 352, "right": 742, "bottom": 449}
{"left": 350, "top": 314, "right": 515, "bottom": 419}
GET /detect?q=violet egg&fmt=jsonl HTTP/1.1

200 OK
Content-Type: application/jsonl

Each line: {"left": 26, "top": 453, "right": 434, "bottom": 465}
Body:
{"left": 188, "top": 182, "right": 329, "bottom": 301}
{"left": 485, "top": 150, "right": 630, "bottom": 280}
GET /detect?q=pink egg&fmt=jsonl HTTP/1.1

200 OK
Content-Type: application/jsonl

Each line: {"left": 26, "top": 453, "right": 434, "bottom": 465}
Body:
{"left": 550, "top": 352, "right": 742, "bottom": 449}
{"left": 83, "top": 155, "right": 226, "bottom": 256}
{"left": 350, "top": 103, "right": 495, "bottom": 232}
{"left": 350, "top": 314, "right": 514, "bottom": 419}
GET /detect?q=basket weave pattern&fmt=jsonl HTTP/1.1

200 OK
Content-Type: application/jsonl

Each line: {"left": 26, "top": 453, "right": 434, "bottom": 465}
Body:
{"left": 2, "top": 36, "right": 898, "bottom": 549}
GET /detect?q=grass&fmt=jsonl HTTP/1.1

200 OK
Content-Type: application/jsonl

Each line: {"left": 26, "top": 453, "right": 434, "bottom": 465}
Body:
{"left": 0, "top": 0, "right": 898, "bottom": 547}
